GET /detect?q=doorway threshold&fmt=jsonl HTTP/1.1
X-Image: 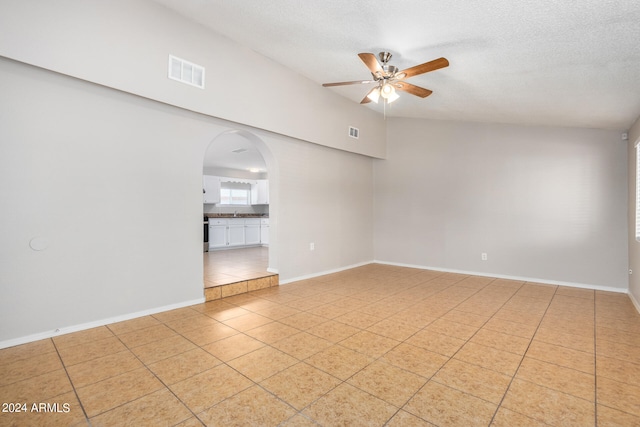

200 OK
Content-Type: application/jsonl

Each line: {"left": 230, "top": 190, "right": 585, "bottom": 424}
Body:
{"left": 204, "top": 274, "right": 279, "bottom": 301}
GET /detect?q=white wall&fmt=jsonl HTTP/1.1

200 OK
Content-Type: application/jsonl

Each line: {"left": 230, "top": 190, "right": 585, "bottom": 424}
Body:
{"left": 0, "top": 57, "right": 375, "bottom": 346}
{"left": 627, "top": 115, "right": 640, "bottom": 308}
{"left": 374, "top": 118, "right": 628, "bottom": 290}
{"left": 0, "top": 0, "right": 386, "bottom": 159}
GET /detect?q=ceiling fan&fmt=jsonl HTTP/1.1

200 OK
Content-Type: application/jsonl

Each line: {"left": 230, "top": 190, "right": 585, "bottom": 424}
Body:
{"left": 322, "top": 52, "right": 449, "bottom": 104}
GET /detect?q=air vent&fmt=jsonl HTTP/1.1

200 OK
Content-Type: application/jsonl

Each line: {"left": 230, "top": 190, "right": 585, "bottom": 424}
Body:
{"left": 168, "top": 55, "right": 205, "bottom": 89}
{"left": 348, "top": 126, "right": 359, "bottom": 139}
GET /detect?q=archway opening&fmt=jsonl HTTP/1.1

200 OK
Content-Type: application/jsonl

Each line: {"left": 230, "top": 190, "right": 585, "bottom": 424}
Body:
{"left": 202, "top": 129, "right": 277, "bottom": 298}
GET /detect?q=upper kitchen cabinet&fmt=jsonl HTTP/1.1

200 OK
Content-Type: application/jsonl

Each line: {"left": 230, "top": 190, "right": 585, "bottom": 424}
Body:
{"left": 251, "top": 179, "right": 269, "bottom": 205}
{"left": 203, "top": 175, "right": 221, "bottom": 204}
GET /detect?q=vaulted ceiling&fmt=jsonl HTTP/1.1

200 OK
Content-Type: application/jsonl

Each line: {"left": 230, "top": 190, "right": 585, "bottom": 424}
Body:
{"left": 153, "top": 0, "right": 640, "bottom": 131}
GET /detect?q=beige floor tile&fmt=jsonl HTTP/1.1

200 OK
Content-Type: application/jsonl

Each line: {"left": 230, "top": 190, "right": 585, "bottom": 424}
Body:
{"left": 116, "top": 324, "right": 178, "bottom": 348}
{"left": 492, "top": 308, "right": 543, "bottom": 326}
{"left": 201, "top": 333, "right": 265, "bottom": 362}
{"left": 334, "top": 310, "right": 384, "bottom": 329}
{"left": 163, "top": 313, "right": 220, "bottom": 334}
{"left": 243, "top": 321, "right": 300, "bottom": 344}
{"left": 516, "top": 357, "right": 595, "bottom": 401}
{"left": 339, "top": 330, "right": 400, "bottom": 358}
{"left": 221, "top": 312, "right": 273, "bottom": 332}
{"left": 306, "top": 320, "right": 360, "bottom": 343}
{"left": 534, "top": 326, "right": 595, "bottom": 352}
{"left": 0, "top": 351, "right": 64, "bottom": 387}
{"left": 525, "top": 340, "right": 594, "bottom": 374}
{"left": 424, "top": 318, "right": 479, "bottom": 341}
{"left": 0, "top": 368, "right": 72, "bottom": 404}
{"left": 90, "top": 388, "right": 192, "bottom": 426}
{"left": 130, "top": 335, "right": 197, "bottom": 365}
{"left": 596, "top": 355, "right": 640, "bottom": 386}
{"left": 406, "top": 329, "right": 466, "bottom": 357}
{"left": 147, "top": 347, "right": 221, "bottom": 385}
{"left": 454, "top": 341, "right": 522, "bottom": 376}
{"left": 254, "top": 304, "right": 301, "bottom": 320}
{"left": 597, "top": 376, "right": 640, "bottom": 417}
{"left": 596, "top": 338, "right": 640, "bottom": 365}
{"left": 483, "top": 317, "right": 538, "bottom": 339}
{"left": 107, "top": 315, "right": 162, "bottom": 335}
{"left": 490, "top": 407, "right": 549, "bottom": 426}
{"left": 76, "top": 367, "right": 163, "bottom": 417}
{"left": 433, "top": 359, "right": 512, "bottom": 404}
{"left": 386, "top": 410, "right": 437, "bottom": 426}
{"left": 169, "top": 364, "right": 253, "bottom": 413}
{"left": 303, "top": 382, "right": 397, "bottom": 426}
{"left": 597, "top": 404, "right": 640, "bottom": 426}
{"left": 205, "top": 305, "right": 251, "bottom": 321}
{"left": 306, "top": 302, "right": 354, "bottom": 319}
{"left": 366, "top": 318, "right": 421, "bottom": 341}
{"left": 271, "top": 331, "right": 333, "bottom": 360}
{"left": 179, "top": 322, "right": 238, "bottom": 346}
{"left": 278, "top": 312, "right": 329, "bottom": 331}
{"left": 348, "top": 360, "right": 426, "bottom": 407}
{"left": 501, "top": 378, "right": 595, "bottom": 426}
{"left": 404, "top": 381, "right": 497, "bottom": 426}
{"left": 386, "top": 310, "right": 437, "bottom": 329}
{"left": 0, "top": 339, "right": 56, "bottom": 366}
{"left": 57, "top": 336, "right": 127, "bottom": 366}
{"left": 260, "top": 362, "right": 342, "bottom": 410}
{"left": 198, "top": 385, "right": 296, "bottom": 427}
{"left": 381, "top": 343, "right": 449, "bottom": 378}
{"left": 52, "top": 326, "right": 114, "bottom": 349}
{"left": 471, "top": 328, "right": 531, "bottom": 355}
{"left": 65, "top": 350, "right": 142, "bottom": 388}
{"left": 597, "top": 325, "right": 640, "bottom": 347}
{"left": 440, "top": 310, "right": 490, "bottom": 327}
{"left": 151, "top": 306, "right": 200, "bottom": 323}
{"left": 305, "top": 344, "right": 374, "bottom": 380}
{"left": 227, "top": 346, "right": 297, "bottom": 382}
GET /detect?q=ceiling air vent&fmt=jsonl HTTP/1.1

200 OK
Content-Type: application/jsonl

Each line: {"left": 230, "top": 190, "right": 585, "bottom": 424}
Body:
{"left": 168, "top": 55, "right": 205, "bottom": 89}
{"left": 348, "top": 126, "right": 359, "bottom": 139}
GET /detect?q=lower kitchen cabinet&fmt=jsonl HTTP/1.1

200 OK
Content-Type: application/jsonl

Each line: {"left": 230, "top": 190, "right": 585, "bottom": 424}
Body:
{"left": 208, "top": 218, "right": 269, "bottom": 250}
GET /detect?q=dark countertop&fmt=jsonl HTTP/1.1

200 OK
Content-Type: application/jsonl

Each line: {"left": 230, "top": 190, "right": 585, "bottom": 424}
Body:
{"left": 205, "top": 214, "right": 268, "bottom": 218}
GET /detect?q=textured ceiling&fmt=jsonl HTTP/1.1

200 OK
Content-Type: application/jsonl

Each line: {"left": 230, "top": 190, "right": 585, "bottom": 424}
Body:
{"left": 153, "top": 0, "right": 640, "bottom": 131}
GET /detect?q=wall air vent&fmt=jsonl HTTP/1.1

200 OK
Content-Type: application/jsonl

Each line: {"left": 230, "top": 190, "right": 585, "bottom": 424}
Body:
{"left": 168, "top": 55, "right": 205, "bottom": 89}
{"left": 348, "top": 126, "right": 360, "bottom": 139}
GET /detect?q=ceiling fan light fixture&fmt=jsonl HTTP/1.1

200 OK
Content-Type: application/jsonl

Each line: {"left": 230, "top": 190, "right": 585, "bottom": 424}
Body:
{"left": 387, "top": 90, "right": 400, "bottom": 103}
{"left": 367, "top": 87, "right": 381, "bottom": 103}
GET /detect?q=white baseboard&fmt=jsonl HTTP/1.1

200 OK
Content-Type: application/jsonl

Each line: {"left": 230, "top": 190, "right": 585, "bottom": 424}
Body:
{"left": 373, "top": 260, "right": 628, "bottom": 294}
{"left": 0, "top": 297, "right": 205, "bottom": 350}
{"left": 628, "top": 291, "right": 640, "bottom": 314}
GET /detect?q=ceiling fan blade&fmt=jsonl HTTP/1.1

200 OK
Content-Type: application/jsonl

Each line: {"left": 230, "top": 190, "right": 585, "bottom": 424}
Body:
{"left": 322, "top": 80, "right": 374, "bottom": 87}
{"left": 398, "top": 57, "right": 449, "bottom": 79}
{"left": 358, "top": 53, "right": 383, "bottom": 74}
{"left": 394, "top": 81, "right": 433, "bottom": 98}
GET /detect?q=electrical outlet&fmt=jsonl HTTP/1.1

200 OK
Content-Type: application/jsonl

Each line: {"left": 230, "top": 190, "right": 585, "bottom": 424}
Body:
{"left": 481, "top": 253, "right": 488, "bottom": 261}
{"left": 310, "top": 242, "right": 315, "bottom": 251}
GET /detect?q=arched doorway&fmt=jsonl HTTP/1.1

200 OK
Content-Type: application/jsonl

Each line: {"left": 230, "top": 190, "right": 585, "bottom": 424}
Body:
{"left": 202, "top": 129, "right": 277, "bottom": 299}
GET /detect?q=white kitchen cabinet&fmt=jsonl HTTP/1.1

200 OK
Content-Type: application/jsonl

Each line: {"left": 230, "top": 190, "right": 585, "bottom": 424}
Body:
{"left": 251, "top": 179, "right": 269, "bottom": 205}
{"left": 245, "top": 219, "right": 261, "bottom": 245}
{"left": 203, "top": 175, "right": 221, "bottom": 204}
{"left": 260, "top": 218, "right": 269, "bottom": 246}
{"left": 208, "top": 219, "right": 227, "bottom": 249}
{"left": 227, "top": 219, "right": 246, "bottom": 247}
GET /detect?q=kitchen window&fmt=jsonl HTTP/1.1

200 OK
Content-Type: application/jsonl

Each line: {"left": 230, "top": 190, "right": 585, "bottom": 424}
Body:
{"left": 220, "top": 182, "right": 251, "bottom": 206}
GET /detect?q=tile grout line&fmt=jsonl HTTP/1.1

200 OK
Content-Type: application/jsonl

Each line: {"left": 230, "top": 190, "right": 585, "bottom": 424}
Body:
{"left": 50, "top": 337, "right": 93, "bottom": 426}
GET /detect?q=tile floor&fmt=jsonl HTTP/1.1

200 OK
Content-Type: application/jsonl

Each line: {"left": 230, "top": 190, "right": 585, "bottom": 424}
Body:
{"left": 2, "top": 264, "right": 640, "bottom": 426}
{"left": 203, "top": 246, "right": 272, "bottom": 288}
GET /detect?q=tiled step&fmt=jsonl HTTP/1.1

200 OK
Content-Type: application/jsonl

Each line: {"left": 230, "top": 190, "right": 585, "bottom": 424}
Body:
{"left": 205, "top": 274, "right": 279, "bottom": 301}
